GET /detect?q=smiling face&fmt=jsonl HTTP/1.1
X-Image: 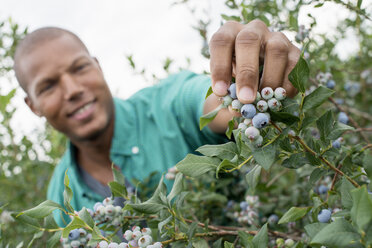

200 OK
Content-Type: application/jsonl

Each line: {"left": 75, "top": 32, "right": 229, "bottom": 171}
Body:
{"left": 19, "top": 34, "right": 114, "bottom": 142}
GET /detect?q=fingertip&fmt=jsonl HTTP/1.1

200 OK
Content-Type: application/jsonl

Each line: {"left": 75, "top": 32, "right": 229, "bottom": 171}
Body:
{"left": 237, "top": 86, "right": 255, "bottom": 104}
{"left": 213, "top": 81, "right": 229, "bottom": 96}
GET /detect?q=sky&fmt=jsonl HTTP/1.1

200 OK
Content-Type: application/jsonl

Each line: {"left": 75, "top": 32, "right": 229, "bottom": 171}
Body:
{"left": 0, "top": 0, "right": 361, "bottom": 140}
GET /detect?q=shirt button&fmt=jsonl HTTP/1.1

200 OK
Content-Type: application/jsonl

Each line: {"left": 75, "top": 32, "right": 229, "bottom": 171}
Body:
{"left": 131, "top": 146, "right": 139, "bottom": 154}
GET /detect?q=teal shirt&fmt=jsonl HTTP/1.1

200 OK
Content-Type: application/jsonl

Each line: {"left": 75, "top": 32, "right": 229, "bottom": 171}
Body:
{"left": 47, "top": 71, "right": 228, "bottom": 226}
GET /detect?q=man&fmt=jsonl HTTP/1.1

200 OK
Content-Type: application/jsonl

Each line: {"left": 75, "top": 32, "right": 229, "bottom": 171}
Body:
{"left": 13, "top": 19, "right": 300, "bottom": 226}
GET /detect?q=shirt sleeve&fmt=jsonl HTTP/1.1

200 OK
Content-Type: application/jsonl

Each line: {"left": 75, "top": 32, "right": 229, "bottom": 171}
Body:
{"left": 158, "top": 70, "right": 229, "bottom": 150}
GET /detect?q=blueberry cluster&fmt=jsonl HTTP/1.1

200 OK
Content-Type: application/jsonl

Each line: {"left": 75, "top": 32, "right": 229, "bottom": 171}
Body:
{"left": 93, "top": 197, "right": 124, "bottom": 227}
{"left": 295, "top": 25, "right": 309, "bottom": 42}
{"left": 233, "top": 195, "right": 260, "bottom": 226}
{"left": 224, "top": 84, "right": 286, "bottom": 147}
{"left": 165, "top": 166, "right": 178, "bottom": 180}
{"left": 316, "top": 72, "right": 335, "bottom": 89}
{"left": 344, "top": 81, "right": 361, "bottom": 97}
{"left": 121, "top": 226, "right": 162, "bottom": 248}
{"left": 60, "top": 228, "right": 93, "bottom": 248}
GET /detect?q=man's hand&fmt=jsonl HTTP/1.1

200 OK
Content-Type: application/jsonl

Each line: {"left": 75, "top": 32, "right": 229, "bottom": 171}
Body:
{"left": 204, "top": 19, "right": 300, "bottom": 133}
{"left": 210, "top": 19, "right": 300, "bottom": 102}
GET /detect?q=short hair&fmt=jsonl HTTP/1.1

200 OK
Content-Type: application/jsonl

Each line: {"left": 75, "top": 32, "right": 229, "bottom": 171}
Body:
{"left": 13, "top": 27, "right": 89, "bottom": 92}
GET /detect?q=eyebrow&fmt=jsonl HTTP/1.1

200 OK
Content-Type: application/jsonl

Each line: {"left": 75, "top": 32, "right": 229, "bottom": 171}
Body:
{"left": 34, "top": 55, "right": 90, "bottom": 89}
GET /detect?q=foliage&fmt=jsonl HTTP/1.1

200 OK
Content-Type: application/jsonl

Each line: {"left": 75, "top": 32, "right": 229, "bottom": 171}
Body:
{"left": 2, "top": 0, "right": 372, "bottom": 247}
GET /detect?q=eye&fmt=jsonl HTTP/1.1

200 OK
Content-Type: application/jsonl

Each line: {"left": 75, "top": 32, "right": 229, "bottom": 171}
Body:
{"left": 38, "top": 81, "right": 57, "bottom": 95}
{"left": 75, "top": 63, "right": 89, "bottom": 72}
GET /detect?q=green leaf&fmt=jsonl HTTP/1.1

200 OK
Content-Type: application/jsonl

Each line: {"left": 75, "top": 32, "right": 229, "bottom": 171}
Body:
{"left": 246, "top": 165, "right": 261, "bottom": 193}
{"left": 304, "top": 223, "right": 327, "bottom": 239}
{"left": 112, "top": 165, "right": 125, "bottom": 185}
{"left": 196, "top": 142, "right": 238, "bottom": 161}
{"left": 314, "top": 3, "right": 324, "bottom": 7}
{"left": 252, "top": 143, "right": 278, "bottom": 170}
{"left": 340, "top": 178, "right": 355, "bottom": 210}
{"left": 158, "top": 215, "right": 172, "bottom": 233}
{"left": 282, "top": 153, "right": 309, "bottom": 169}
{"left": 303, "top": 85, "right": 334, "bottom": 111}
{"left": 288, "top": 56, "right": 308, "bottom": 93}
{"left": 216, "top": 159, "right": 236, "bottom": 178}
{"left": 176, "top": 154, "right": 220, "bottom": 178}
{"left": 0, "top": 88, "right": 16, "bottom": 113}
{"left": 328, "top": 122, "right": 354, "bottom": 140}
{"left": 63, "top": 171, "right": 74, "bottom": 213}
{"left": 311, "top": 219, "right": 362, "bottom": 247}
{"left": 270, "top": 111, "right": 300, "bottom": 125}
{"left": 62, "top": 217, "right": 86, "bottom": 238}
{"left": 278, "top": 207, "right": 311, "bottom": 224}
{"left": 108, "top": 181, "right": 127, "bottom": 199}
{"left": 193, "top": 239, "right": 209, "bottom": 248}
{"left": 17, "top": 200, "right": 64, "bottom": 219}
{"left": 200, "top": 105, "right": 223, "bottom": 130}
{"left": 44, "top": 214, "right": 59, "bottom": 230}
{"left": 14, "top": 213, "right": 41, "bottom": 230}
{"left": 316, "top": 110, "right": 334, "bottom": 142}
{"left": 309, "top": 168, "right": 325, "bottom": 185}
{"left": 47, "top": 230, "right": 62, "bottom": 248}
{"left": 223, "top": 241, "right": 234, "bottom": 248}
{"left": 238, "top": 230, "right": 253, "bottom": 248}
{"left": 350, "top": 185, "right": 372, "bottom": 230}
{"left": 212, "top": 239, "right": 223, "bottom": 248}
{"left": 225, "top": 119, "right": 235, "bottom": 139}
{"left": 252, "top": 223, "right": 268, "bottom": 248}
{"left": 205, "top": 86, "right": 213, "bottom": 100}
{"left": 78, "top": 207, "right": 95, "bottom": 228}
{"left": 167, "top": 173, "right": 184, "bottom": 202}
{"left": 27, "top": 231, "right": 44, "bottom": 248}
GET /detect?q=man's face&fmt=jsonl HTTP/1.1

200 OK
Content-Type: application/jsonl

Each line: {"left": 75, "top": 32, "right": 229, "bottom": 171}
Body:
{"left": 20, "top": 35, "right": 114, "bottom": 142}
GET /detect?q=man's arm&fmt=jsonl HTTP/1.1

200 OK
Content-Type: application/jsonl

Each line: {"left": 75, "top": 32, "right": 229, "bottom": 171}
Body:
{"left": 205, "top": 19, "right": 301, "bottom": 133}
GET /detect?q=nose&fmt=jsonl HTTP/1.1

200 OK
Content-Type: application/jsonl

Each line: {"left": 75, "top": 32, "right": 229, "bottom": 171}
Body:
{"left": 61, "top": 74, "right": 83, "bottom": 101}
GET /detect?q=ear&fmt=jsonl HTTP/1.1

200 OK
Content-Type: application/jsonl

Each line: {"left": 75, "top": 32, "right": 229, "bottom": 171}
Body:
{"left": 25, "top": 96, "right": 42, "bottom": 117}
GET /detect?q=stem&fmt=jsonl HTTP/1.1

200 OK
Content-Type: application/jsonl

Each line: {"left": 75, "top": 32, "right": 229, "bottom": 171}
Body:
{"left": 290, "top": 135, "right": 360, "bottom": 188}
{"left": 225, "top": 155, "right": 253, "bottom": 172}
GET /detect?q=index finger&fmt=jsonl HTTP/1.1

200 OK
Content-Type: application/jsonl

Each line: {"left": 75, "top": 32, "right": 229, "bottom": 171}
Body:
{"left": 209, "top": 21, "right": 243, "bottom": 96}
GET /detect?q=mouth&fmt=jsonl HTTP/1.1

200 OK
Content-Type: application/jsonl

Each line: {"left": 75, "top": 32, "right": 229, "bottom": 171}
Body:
{"left": 68, "top": 100, "right": 96, "bottom": 121}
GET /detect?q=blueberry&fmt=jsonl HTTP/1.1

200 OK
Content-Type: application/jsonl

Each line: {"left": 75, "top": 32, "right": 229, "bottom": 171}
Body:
{"left": 332, "top": 140, "right": 341, "bottom": 149}
{"left": 317, "top": 185, "right": 328, "bottom": 194}
{"left": 245, "top": 126, "right": 260, "bottom": 141}
{"left": 240, "top": 201, "right": 248, "bottom": 211}
{"left": 318, "top": 209, "right": 331, "bottom": 223}
{"left": 238, "top": 123, "right": 248, "bottom": 132}
{"left": 108, "top": 242, "right": 119, "bottom": 248}
{"left": 334, "top": 98, "right": 344, "bottom": 105}
{"left": 222, "top": 95, "right": 233, "bottom": 107}
{"left": 338, "top": 112, "right": 349, "bottom": 124}
{"left": 231, "top": 99, "right": 243, "bottom": 111}
{"left": 68, "top": 229, "right": 80, "bottom": 240}
{"left": 253, "top": 135, "right": 263, "bottom": 147}
{"left": 326, "top": 79, "right": 335, "bottom": 89}
{"left": 252, "top": 113, "right": 269, "bottom": 129}
{"left": 98, "top": 240, "right": 109, "bottom": 248}
{"left": 93, "top": 202, "right": 104, "bottom": 212}
{"left": 228, "top": 83, "right": 237, "bottom": 99}
{"left": 274, "top": 87, "right": 286, "bottom": 100}
{"left": 268, "top": 98, "right": 281, "bottom": 112}
{"left": 241, "top": 104, "right": 256, "bottom": 119}
{"left": 268, "top": 214, "right": 279, "bottom": 224}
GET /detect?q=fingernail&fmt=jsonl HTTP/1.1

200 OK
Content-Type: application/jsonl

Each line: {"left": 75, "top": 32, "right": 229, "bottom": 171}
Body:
{"left": 214, "top": 81, "right": 228, "bottom": 96}
{"left": 239, "top": 87, "right": 254, "bottom": 103}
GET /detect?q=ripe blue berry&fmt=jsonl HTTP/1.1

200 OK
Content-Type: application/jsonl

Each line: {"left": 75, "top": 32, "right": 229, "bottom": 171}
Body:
{"left": 256, "top": 100, "right": 268, "bottom": 112}
{"left": 240, "top": 201, "right": 248, "bottom": 211}
{"left": 252, "top": 113, "right": 269, "bottom": 129}
{"left": 241, "top": 104, "right": 256, "bottom": 119}
{"left": 318, "top": 209, "right": 331, "bottom": 223}
{"left": 68, "top": 229, "right": 80, "bottom": 240}
{"left": 317, "top": 185, "right": 328, "bottom": 194}
{"left": 338, "top": 112, "right": 349, "bottom": 124}
{"left": 228, "top": 83, "right": 237, "bottom": 99}
{"left": 326, "top": 79, "right": 336, "bottom": 89}
{"left": 261, "top": 87, "right": 274, "bottom": 100}
{"left": 268, "top": 214, "right": 279, "bottom": 224}
{"left": 332, "top": 140, "right": 341, "bottom": 149}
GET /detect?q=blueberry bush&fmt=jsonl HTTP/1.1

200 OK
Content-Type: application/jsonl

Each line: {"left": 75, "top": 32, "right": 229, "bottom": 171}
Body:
{"left": 2, "top": 0, "right": 372, "bottom": 247}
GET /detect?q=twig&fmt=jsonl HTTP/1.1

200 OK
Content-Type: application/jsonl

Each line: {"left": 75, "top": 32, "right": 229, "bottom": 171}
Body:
{"left": 289, "top": 134, "right": 360, "bottom": 188}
